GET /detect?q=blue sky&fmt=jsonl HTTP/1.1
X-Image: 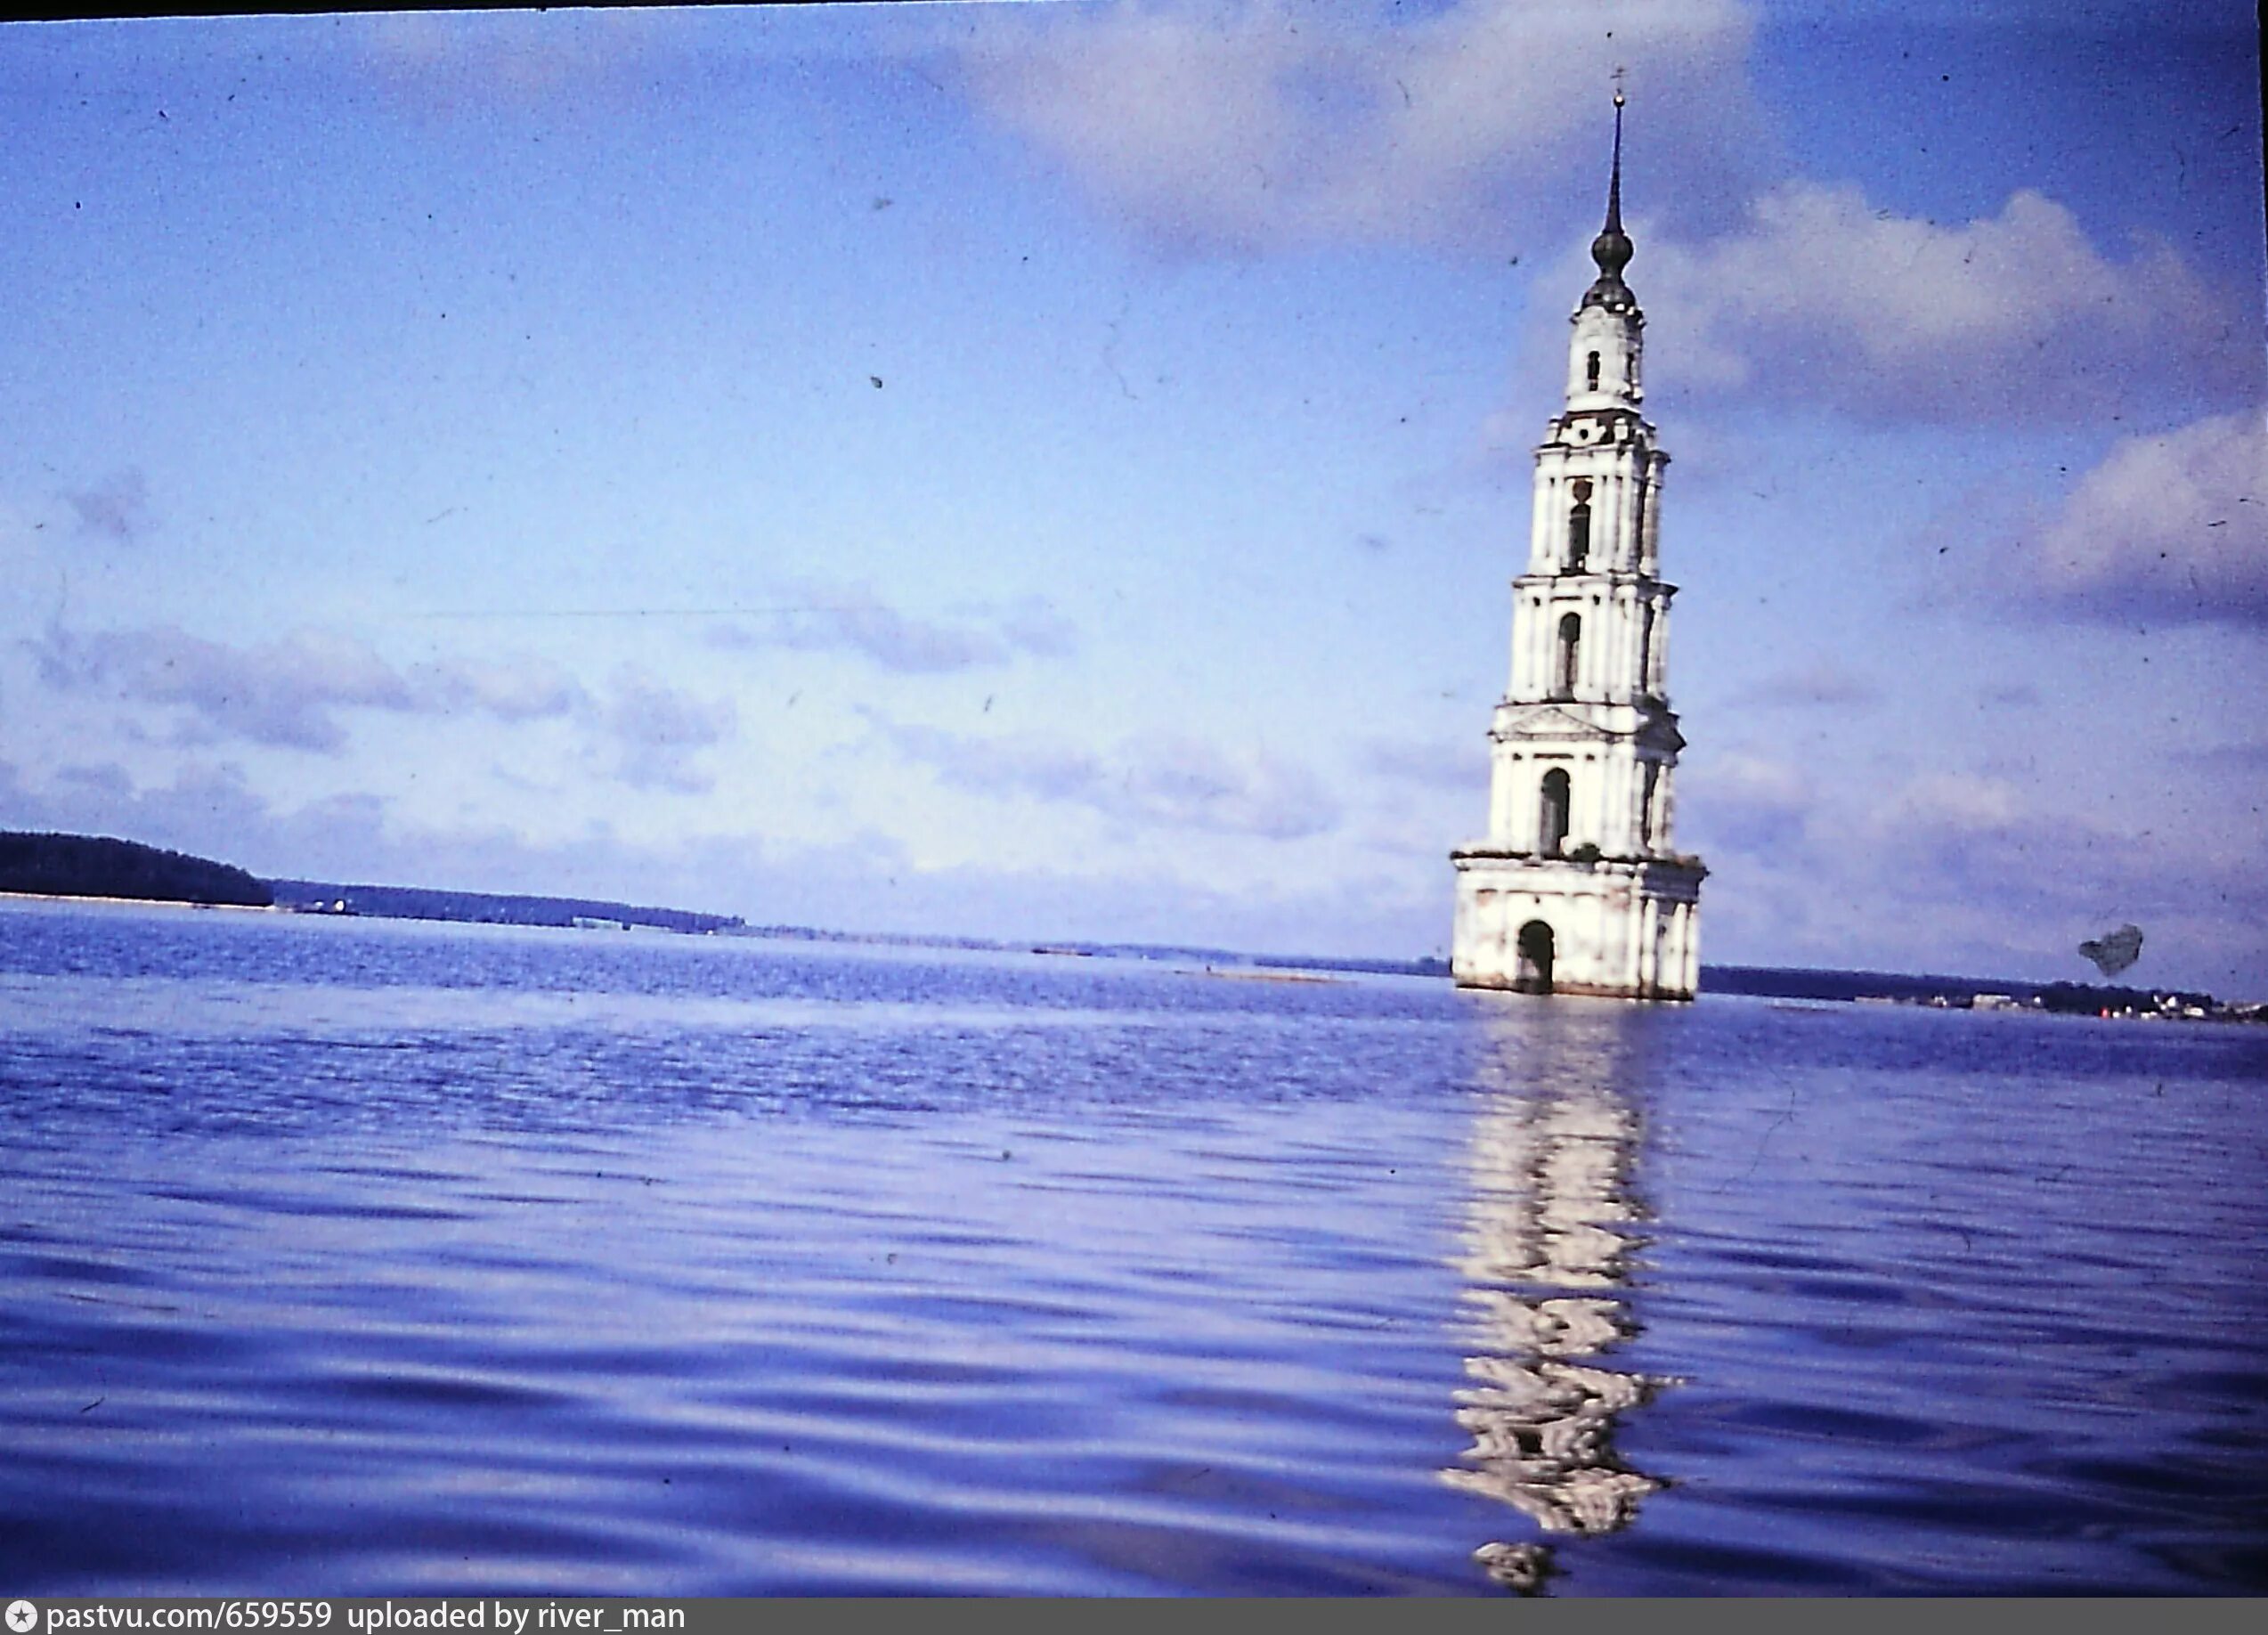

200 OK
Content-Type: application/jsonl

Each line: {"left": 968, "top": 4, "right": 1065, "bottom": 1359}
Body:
{"left": 2, "top": 1, "right": 2263, "bottom": 993}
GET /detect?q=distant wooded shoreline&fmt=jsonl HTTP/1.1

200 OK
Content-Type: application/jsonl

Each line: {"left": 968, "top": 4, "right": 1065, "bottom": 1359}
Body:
{"left": 4, "top": 828, "right": 2251, "bottom": 1017}
{"left": 0, "top": 830, "right": 272, "bottom": 908}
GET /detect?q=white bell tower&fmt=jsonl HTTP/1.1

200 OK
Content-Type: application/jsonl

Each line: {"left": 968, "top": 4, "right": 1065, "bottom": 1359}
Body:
{"left": 1451, "top": 96, "right": 1705, "bottom": 999}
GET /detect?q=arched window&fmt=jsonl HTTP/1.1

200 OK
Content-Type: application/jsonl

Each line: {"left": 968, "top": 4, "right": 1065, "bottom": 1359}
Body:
{"left": 1539, "top": 769, "right": 1572, "bottom": 858}
{"left": 1585, "top": 350, "right": 1601, "bottom": 391}
{"left": 1554, "top": 613, "right": 1581, "bottom": 698}
{"left": 1567, "top": 478, "right": 1592, "bottom": 568}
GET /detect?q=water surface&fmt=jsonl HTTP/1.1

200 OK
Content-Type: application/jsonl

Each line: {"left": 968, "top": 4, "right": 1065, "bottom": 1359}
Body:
{"left": 3, "top": 899, "right": 2263, "bottom": 1594}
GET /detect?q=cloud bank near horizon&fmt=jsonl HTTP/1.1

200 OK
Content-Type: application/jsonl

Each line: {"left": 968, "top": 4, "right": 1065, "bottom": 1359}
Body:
{"left": 26, "top": 622, "right": 739, "bottom": 793}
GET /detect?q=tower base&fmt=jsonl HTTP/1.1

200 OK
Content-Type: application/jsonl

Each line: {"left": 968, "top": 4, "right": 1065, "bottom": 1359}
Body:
{"left": 1450, "top": 849, "right": 1704, "bottom": 1000}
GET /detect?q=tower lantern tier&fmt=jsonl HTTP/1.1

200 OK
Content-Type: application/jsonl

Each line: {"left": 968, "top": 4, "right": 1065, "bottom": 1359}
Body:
{"left": 1451, "top": 94, "right": 1705, "bottom": 1001}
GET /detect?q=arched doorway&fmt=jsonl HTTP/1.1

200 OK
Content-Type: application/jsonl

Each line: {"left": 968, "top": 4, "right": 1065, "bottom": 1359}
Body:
{"left": 1515, "top": 920, "right": 1556, "bottom": 995}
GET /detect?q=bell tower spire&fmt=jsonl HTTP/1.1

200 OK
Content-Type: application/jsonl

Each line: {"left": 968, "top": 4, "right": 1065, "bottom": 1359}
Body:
{"left": 1450, "top": 93, "right": 1706, "bottom": 1000}
{"left": 1592, "top": 89, "right": 1631, "bottom": 286}
{"left": 1605, "top": 88, "right": 1624, "bottom": 231}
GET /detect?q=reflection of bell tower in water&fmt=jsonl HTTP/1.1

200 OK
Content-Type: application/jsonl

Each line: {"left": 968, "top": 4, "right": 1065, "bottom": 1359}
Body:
{"left": 1441, "top": 1011, "right": 1670, "bottom": 1594}
{"left": 1451, "top": 95, "right": 1705, "bottom": 999}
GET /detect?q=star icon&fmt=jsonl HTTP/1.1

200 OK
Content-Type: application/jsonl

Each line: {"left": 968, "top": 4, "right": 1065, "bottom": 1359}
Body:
{"left": 6, "top": 1600, "right": 38, "bottom": 1634}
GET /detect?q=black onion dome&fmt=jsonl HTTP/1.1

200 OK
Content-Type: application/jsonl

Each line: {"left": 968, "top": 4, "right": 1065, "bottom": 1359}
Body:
{"left": 1589, "top": 224, "right": 1634, "bottom": 285}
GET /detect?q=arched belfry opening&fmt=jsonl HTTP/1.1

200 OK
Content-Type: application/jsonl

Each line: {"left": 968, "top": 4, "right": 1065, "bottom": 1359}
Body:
{"left": 1567, "top": 479, "right": 1592, "bottom": 568}
{"left": 1539, "top": 768, "right": 1571, "bottom": 858}
{"left": 1555, "top": 614, "right": 1581, "bottom": 698}
{"left": 1515, "top": 920, "right": 1556, "bottom": 994}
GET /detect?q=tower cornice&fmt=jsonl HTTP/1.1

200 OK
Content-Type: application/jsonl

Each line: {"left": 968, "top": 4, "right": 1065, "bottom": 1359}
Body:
{"left": 1511, "top": 571, "right": 1679, "bottom": 597}
{"left": 1539, "top": 409, "right": 1660, "bottom": 453}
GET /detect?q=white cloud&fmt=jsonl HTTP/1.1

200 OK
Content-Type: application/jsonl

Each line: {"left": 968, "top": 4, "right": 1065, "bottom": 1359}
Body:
{"left": 1362, "top": 737, "right": 1484, "bottom": 793}
{"left": 346, "top": 8, "right": 687, "bottom": 112}
{"left": 874, "top": 714, "right": 1341, "bottom": 841}
{"left": 1727, "top": 656, "right": 1879, "bottom": 709}
{"left": 711, "top": 587, "right": 1077, "bottom": 674}
{"left": 1890, "top": 769, "right": 2025, "bottom": 833}
{"left": 1628, "top": 183, "right": 2259, "bottom": 421}
{"left": 598, "top": 665, "right": 737, "bottom": 795}
{"left": 24, "top": 622, "right": 739, "bottom": 792}
{"left": 65, "top": 468, "right": 153, "bottom": 545}
{"left": 1124, "top": 733, "right": 1338, "bottom": 839}
{"left": 2020, "top": 411, "right": 2267, "bottom": 623}
{"left": 963, "top": 0, "right": 1765, "bottom": 254}
{"left": 30, "top": 625, "right": 419, "bottom": 752}
{"left": 410, "top": 654, "right": 591, "bottom": 721}
{"left": 1677, "top": 749, "right": 1811, "bottom": 857}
